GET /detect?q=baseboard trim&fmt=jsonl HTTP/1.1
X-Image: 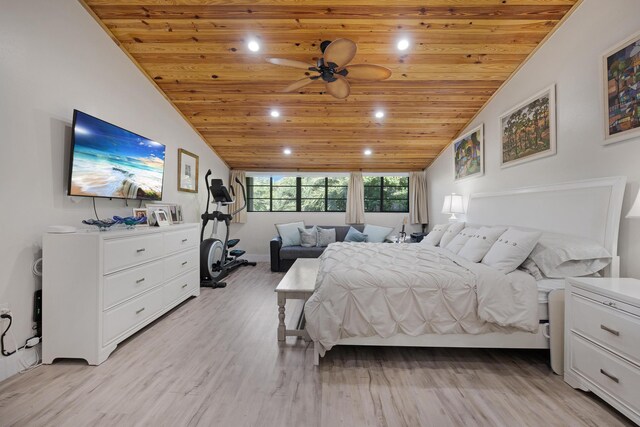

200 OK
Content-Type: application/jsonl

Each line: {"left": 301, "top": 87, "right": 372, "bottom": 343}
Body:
{"left": 0, "top": 346, "right": 39, "bottom": 383}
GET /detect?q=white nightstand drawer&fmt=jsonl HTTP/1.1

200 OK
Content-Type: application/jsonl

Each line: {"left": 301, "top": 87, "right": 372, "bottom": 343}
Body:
{"left": 103, "top": 286, "right": 164, "bottom": 345}
{"left": 103, "top": 260, "right": 164, "bottom": 310}
{"left": 104, "top": 234, "right": 164, "bottom": 274}
{"left": 571, "top": 293, "right": 640, "bottom": 365}
{"left": 570, "top": 334, "right": 640, "bottom": 415}
{"left": 163, "top": 269, "right": 199, "bottom": 307}
{"left": 164, "top": 248, "right": 198, "bottom": 281}
{"left": 164, "top": 228, "right": 199, "bottom": 255}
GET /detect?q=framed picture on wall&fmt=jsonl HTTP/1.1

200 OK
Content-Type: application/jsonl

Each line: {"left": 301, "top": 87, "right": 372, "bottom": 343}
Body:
{"left": 602, "top": 30, "right": 640, "bottom": 145}
{"left": 453, "top": 124, "right": 484, "bottom": 181}
{"left": 499, "top": 84, "right": 556, "bottom": 168}
{"left": 178, "top": 148, "right": 199, "bottom": 193}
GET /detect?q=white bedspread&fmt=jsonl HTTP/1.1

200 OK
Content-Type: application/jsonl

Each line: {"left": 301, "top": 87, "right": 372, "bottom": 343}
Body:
{"left": 304, "top": 242, "right": 539, "bottom": 355}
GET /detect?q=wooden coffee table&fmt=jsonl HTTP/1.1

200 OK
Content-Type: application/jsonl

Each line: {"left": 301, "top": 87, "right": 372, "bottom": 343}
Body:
{"left": 274, "top": 258, "right": 319, "bottom": 342}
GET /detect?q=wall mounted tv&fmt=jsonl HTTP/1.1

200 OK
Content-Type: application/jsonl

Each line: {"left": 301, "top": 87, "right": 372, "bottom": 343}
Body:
{"left": 68, "top": 110, "right": 166, "bottom": 200}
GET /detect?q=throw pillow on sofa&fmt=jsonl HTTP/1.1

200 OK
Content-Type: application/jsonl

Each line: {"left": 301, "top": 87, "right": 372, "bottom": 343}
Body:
{"left": 298, "top": 226, "right": 318, "bottom": 247}
{"left": 363, "top": 224, "right": 393, "bottom": 243}
{"left": 275, "top": 221, "right": 305, "bottom": 247}
{"left": 345, "top": 227, "right": 367, "bottom": 242}
{"left": 317, "top": 227, "right": 337, "bottom": 247}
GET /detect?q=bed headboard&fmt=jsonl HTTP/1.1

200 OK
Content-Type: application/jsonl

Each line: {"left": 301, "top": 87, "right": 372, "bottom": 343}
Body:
{"left": 466, "top": 176, "right": 627, "bottom": 277}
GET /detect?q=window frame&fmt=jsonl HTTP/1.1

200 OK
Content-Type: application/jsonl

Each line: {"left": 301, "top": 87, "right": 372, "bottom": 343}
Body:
{"left": 364, "top": 176, "right": 410, "bottom": 213}
{"left": 247, "top": 176, "right": 348, "bottom": 213}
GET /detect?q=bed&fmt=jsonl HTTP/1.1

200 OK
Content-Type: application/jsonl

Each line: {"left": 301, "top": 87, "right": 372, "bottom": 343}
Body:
{"left": 305, "top": 176, "right": 627, "bottom": 369}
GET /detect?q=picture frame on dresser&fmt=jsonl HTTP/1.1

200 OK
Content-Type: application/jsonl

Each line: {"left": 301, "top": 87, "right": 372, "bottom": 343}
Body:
{"left": 153, "top": 209, "right": 171, "bottom": 227}
{"left": 602, "top": 30, "right": 640, "bottom": 145}
{"left": 132, "top": 208, "right": 149, "bottom": 227}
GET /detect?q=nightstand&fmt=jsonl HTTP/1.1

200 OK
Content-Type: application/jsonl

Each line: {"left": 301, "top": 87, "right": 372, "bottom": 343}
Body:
{"left": 564, "top": 277, "right": 640, "bottom": 424}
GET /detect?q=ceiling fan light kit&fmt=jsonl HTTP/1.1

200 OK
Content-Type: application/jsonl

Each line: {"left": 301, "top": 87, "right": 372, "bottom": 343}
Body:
{"left": 266, "top": 38, "right": 392, "bottom": 99}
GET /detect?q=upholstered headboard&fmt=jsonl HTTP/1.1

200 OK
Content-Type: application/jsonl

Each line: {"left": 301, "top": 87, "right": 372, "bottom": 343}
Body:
{"left": 466, "top": 176, "right": 627, "bottom": 277}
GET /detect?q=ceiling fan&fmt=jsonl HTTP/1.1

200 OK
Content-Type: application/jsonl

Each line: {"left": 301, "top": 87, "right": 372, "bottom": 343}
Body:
{"left": 266, "top": 38, "right": 392, "bottom": 99}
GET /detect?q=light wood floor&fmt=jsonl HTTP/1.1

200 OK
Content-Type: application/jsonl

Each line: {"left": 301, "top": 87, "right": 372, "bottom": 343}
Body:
{"left": 0, "top": 263, "right": 632, "bottom": 427}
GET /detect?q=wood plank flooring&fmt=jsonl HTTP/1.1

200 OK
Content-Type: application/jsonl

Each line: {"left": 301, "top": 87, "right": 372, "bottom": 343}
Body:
{"left": 0, "top": 263, "right": 632, "bottom": 427}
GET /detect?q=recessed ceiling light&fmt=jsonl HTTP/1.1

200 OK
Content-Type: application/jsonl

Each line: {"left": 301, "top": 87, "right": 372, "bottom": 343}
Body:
{"left": 374, "top": 110, "right": 385, "bottom": 119}
{"left": 247, "top": 40, "right": 260, "bottom": 52}
{"left": 283, "top": 148, "right": 292, "bottom": 155}
{"left": 397, "top": 39, "right": 410, "bottom": 51}
{"left": 270, "top": 110, "right": 280, "bottom": 118}
{"left": 364, "top": 149, "right": 372, "bottom": 156}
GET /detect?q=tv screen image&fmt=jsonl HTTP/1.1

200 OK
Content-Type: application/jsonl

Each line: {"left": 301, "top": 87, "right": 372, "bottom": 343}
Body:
{"left": 69, "top": 110, "right": 165, "bottom": 200}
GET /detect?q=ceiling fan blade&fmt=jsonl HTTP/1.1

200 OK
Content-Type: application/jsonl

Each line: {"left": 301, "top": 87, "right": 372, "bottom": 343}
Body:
{"left": 325, "top": 75, "right": 350, "bottom": 99}
{"left": 282, "top": 77, "right": 317, "bottom": 93}
{"left": 343, "top": 64, "right": 392, "bottom": 81}
{"left": 266, "top": 58, "right": 314, "bottom": 70}
{"left": 323, "top": 38, "right": 357, "bottom": 68}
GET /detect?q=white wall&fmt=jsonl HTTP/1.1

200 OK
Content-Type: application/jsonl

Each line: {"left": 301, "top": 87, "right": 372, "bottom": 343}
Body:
{"left": 234, "top": 212, "right": 421, "bottom": 260}
{"left": 426, "top": 0, "right": 640, "bottom": 278}
{"left": 0, "top": 0, "right": 228, "bottom": 379}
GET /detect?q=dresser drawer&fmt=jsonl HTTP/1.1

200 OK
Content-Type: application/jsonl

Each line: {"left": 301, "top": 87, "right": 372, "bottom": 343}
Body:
{"left": 570, "top": 334, "right": 640, "bottom": 415}
{"left": 163, "top": 269, "right": 199, "bottom": 307}
{"left": 104, "top": 234, "right": 164, "bottom": 274}
{"left": 164, "top": 248, "right": 198, "bottom": 281}
{"left": 164, "top": 227, "right": 199, "bottom": 255}
{"left": 103, "top": 286, "right": 164, "bottom": 345}
{"left": 571, "top": 293, "right": 640, "bottom": 365}
{"left": 103, "top": 260, "right": 164, "bottom": 310}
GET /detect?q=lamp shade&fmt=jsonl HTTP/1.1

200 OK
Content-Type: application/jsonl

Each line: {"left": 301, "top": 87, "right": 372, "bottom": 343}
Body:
{"left": 626, "top": 189, "right": 640, "bottom": 218}
{"left": 442, "top": 193, "right": 464, "bottom": 214}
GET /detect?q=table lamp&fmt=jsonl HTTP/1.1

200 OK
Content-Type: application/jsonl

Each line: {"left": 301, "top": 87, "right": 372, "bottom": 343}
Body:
{"left": 442, "top": 193, "right": 464, "bottom": 221}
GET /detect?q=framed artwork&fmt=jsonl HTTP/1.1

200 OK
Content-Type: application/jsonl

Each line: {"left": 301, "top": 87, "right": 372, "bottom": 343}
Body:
{"left": 500, "top": 85, "right": 556, "bottom": 168}
{"left": 453, "top": 124, "right": 484, "bottom": 181}
{"left": 602, "top": 30, "right": 640, "bottom": 145}
{"left": 132, "top": 208, "right": 149, "bottom": 227}
{"left": 178, "top": 148, "right": 199, "bottom": 193}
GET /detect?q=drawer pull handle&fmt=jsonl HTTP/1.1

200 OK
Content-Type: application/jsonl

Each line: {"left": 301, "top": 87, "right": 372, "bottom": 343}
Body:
{"left": 600, "top": 324, "right": 620, "bottom": 336}
{"left": 603, "top": 300, "right": 617, "bottom": 308}
{"left": 181, "top": 261, "right": 188, "bottom": 266}
{"left": 136, "top": 248, "right": 146, "bottom": 253}
{"left": 135, "top": 307, "right": 145, "bottom": 315}
{"left": 182, "top": 238, "right": 188, "bottom": 243}
{"left": 136, "top": 278, "right": 145, "bottom": 284}
{"left": 600, "top": 369, "right": 619, "bottom": 383}
{"left": 181, "top": 284, "right": 188, "bottom": 288}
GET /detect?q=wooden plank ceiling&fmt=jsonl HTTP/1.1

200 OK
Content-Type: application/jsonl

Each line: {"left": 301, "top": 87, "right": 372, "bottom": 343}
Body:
{"left": 82, "top": 0, "right": 580, "bottom": 171}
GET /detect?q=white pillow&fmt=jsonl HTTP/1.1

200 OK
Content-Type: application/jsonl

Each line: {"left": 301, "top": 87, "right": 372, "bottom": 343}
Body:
{"left": 445, "top": 226, "right": 479, "bottom": 254}
{"left": 519, "top": 258, "right": 544, "bottom": 280}
{"left": 482, "top": 228, "right": 542, "bottom": 274}
{"left": 458, "top": 226, "right": 507, "bottom": 262}
{"left": 363, "top": 224, "right": 393, "bottom": 243}
{"left": 439, "top": 222, "right": 465, "bottom": 248}
{"left": 275, "top": 221, "right": 305, "bottom": 247}
{"left": 529, "top": 233, "right": 611, "bottom": 278}
{"left": 421, "top": 223, "right": 451, "bottom": 246}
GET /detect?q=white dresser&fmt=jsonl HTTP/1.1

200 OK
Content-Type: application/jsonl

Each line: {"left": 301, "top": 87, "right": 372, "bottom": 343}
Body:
{"left": 42, "top": 223, "right": 200, "bottom": 365}
{"left": 565, "top": 277, "right": 640, "bottom": 424}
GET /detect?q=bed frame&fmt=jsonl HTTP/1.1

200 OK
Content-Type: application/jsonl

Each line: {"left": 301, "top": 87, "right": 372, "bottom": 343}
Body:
{"left": 313, "top": 176, "right": 627, "bottom": 367}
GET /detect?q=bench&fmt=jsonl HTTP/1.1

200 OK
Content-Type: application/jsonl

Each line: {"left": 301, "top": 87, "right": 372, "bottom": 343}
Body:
{"left": 274, "top": 258, "right": 319, "bottom": 342}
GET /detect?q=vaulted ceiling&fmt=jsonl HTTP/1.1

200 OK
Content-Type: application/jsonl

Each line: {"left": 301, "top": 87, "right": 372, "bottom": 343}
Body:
{"left": 81, "top": 0, "right": 580, "bottom": 171}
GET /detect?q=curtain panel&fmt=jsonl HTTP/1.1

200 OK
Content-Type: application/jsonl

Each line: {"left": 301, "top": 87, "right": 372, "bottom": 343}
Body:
{"left": 409, "top": 171, "right": 428, "bottom": 225}
{"left": 346, "top": 172, "right": 365, "bottom": 224}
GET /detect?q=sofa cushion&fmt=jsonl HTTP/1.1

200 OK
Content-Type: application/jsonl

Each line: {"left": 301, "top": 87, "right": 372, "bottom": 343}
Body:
{"left": 345, "top": 227, "right": 367, "bottom": 242}
{"left": 363, "top": 224, "right": 393, "bottom": 243}
{"left": 317, "top": 227, "right": 336, "bottom": 247}
{"left": 298, "top": 226, "right": 317, "bottom": 247}
{"left": 275, "top": 221, "right": 305, "bottom": 247}
{"left": 316, "top": 225, "right": 363, "bottom": 242}
{"left": 280, "top": 245, "right": 325, "bottom": 260}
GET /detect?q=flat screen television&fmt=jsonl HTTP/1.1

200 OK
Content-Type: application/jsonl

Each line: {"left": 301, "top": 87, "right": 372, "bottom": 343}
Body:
{"left": 68, "top": 110, "right": 166, "bottom": 200}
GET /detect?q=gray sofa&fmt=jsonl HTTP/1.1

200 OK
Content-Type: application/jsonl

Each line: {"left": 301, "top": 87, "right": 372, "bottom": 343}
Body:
{"left": 270, "top": 224, "right": 365, "bottom": 272}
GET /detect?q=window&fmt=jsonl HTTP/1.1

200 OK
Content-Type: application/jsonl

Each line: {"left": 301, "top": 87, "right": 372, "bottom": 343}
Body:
{"left": 364, "top": 176, "right": 409, "bottom": 212}
{"left": 247, "top": 176, "right": 348, "bottom": 212}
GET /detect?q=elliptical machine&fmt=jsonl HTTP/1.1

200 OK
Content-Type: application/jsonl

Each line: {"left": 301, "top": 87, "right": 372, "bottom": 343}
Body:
{"left": 200, "top": 170, "right": 256, "bottom": 288}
